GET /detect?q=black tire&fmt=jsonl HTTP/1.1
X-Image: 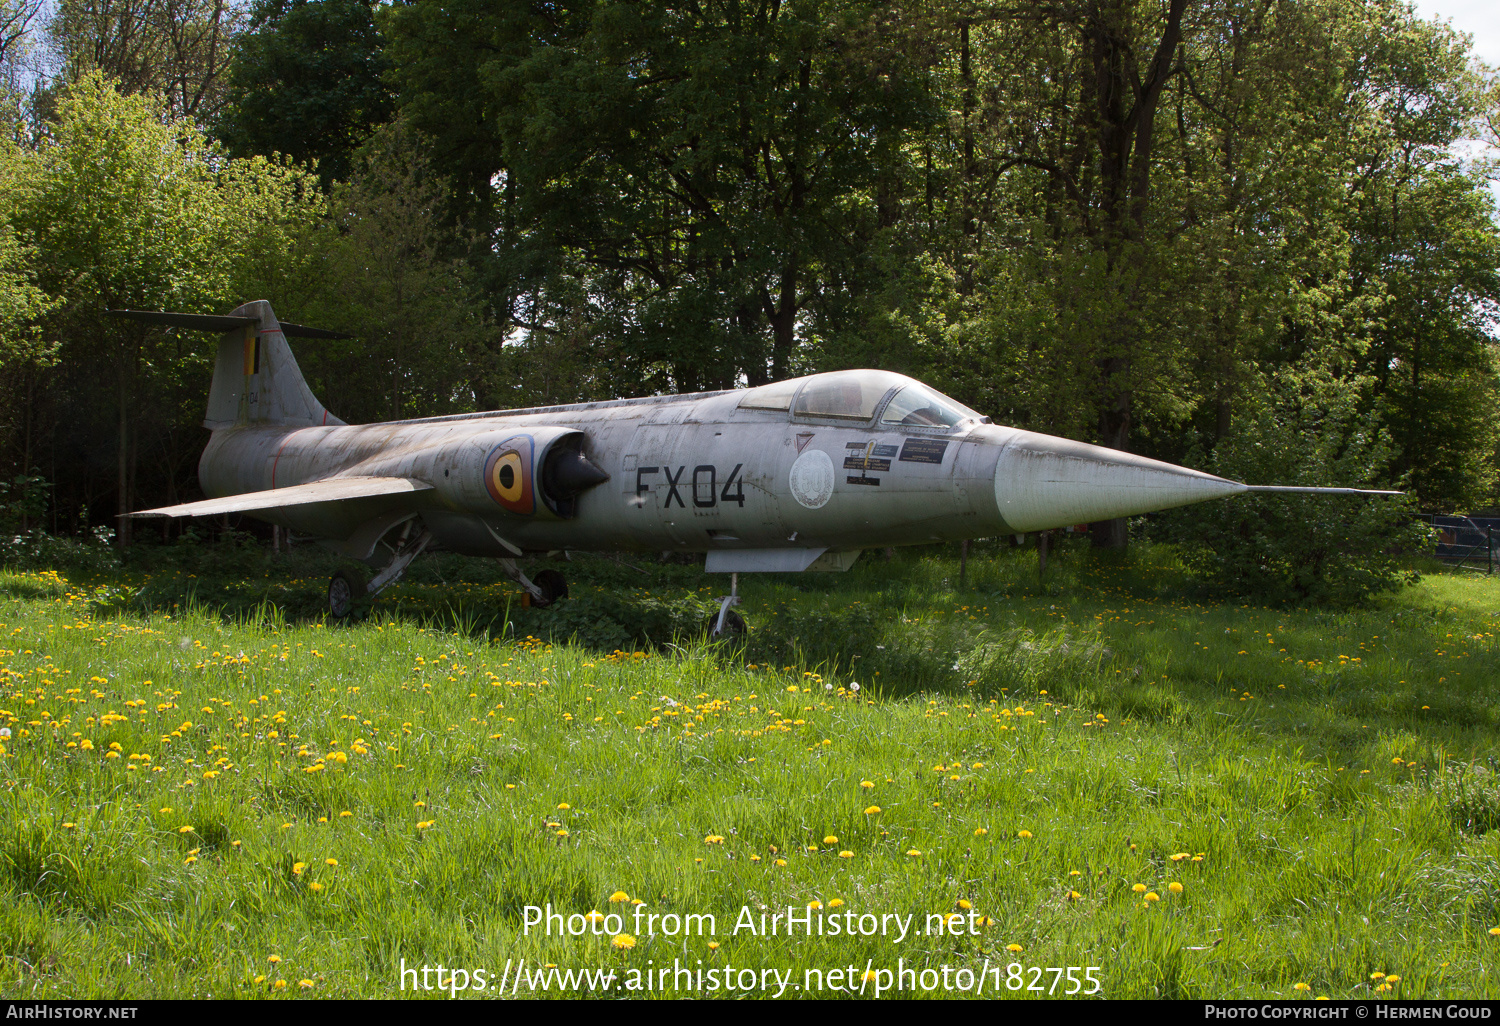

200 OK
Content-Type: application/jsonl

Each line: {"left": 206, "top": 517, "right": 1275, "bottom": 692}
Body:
{"left": 531, "top": 569, "right": 569, "bottom": 609}
{"left": 707, "top": 608, "right": 747, "bottom": 639}
{"left": 328, "top": 568, "right": 367, "bottom": 619}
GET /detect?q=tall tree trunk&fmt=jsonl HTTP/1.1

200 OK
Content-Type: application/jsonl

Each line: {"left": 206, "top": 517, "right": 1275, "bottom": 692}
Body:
{"left": 766, "top": 251, "right": 798, "bottom": 381}
{"left": 116, "top": 360, "right": 132, "bottom": 548}
{"left": 1084, "top": 0, "right": 1187, "bottom": 551}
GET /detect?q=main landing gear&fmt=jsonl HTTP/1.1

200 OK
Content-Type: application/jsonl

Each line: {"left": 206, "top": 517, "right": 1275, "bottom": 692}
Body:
{"left": 328, "top": 525, "right": 433, "bottom": 619}
{"left": 499, "top": 558, "right": 569, "bottom": 608}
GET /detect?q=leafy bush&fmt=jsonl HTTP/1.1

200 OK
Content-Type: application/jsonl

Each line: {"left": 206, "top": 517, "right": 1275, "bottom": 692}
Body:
{"left": 2, "top": 530, "right": 121, "bottom": 577}
{"left": 515, "top": 590, "right": 722, "bottom": 651}
{"left": 0, "top": 475, "right": 48, "bottom": 533}
{"left": 1156, "top": 374, "right": 1432, "bottom": 606}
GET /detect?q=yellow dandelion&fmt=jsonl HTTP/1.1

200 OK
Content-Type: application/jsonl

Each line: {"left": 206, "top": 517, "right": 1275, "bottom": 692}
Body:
{"left": 1294, "top": 983, "right": 1311, "bottom": 992}
{"left": 1489, "top": 927, "right": 1500, "bottom": 937}
{"left": 708, "top": 942, "right": 720, "bottom": 951}
{"left": 974, "top": 827, "right": 988, "bottom": 837}
{"left": 1144, "top": 892, "right": 1160, "bottom": 902}
{"left": 860, "top": 781, "right": 874, "bottom": 789}
{"left": 325, "top": 858, "right": 338, "bottom": 867}
{"left": 864, "top": 806, "right": 881, "bottom": 815}
{"left": 1017, "top": 830, "right": 1032, "bottom": 839}
{"left": 298, "top": 979, "right": 314, "bottom": 989}
{"left": 609, "top": 891, "right": 630, "bottom": 903}
{"left": 1385, "top": 975, "right": 1401, "bottom": 983}
{"left": 906, "top": 849, "right": 922, "bottom": 857}
{"left": 774, "top": 859, "right": 787, "bottom": 866}
{"left": 178, "top": 825, "right": 194, "bottom": 834}
{"left": 308, "top": 881, "right": 324, "bottom": 893}
{"left": 339, "top": 811, "right": 352, "bottom": 818}
{"left": 1007, "top": 944, "right": 1023, "bottom": 953}
{"left": 268, "top": 955, "right": 282, "bottom": 964}
{"left": 704, "top": 834, "right": 725, "bottom": 844}
{"left": 272, "top": 980, "right": 286, "bottom": 990}
{"left": 557, "top": 803, "right": 571, "bottom": 810}
{"left": 808, "top": 900, "right": 823, "bottom": 910}
{"left": 839, "top": 850, "right": 854, "bottom": 859}
{"left": 611, "top": 934, "right": 636, "bottom": 951}
{"left": 823, "top": 835, "right": 838, "bottom": 845}
{"left": 1168, "top": 882, "right": 1183, "bottom": 894}
{"left": 828, "top": 899, "right": 844, "bottom": 908}
{"left": 1132, "top": 883, "right": 1147, "bottom": 893}
{"left": 957, "top": 899, "right": 972, "bottom": 910}
{"left": 292, "top": 862, "right": 305, "bottom": 875}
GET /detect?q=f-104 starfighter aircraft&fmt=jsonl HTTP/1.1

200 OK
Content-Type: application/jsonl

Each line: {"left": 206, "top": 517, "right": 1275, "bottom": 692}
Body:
{"left": 117, "top": 301, "right": 1398, "bottom": 630}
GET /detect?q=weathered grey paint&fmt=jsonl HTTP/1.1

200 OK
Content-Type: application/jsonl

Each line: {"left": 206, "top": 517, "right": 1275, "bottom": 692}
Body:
{"left": 134, "top": 301, "right": 1386, "bottom": 571}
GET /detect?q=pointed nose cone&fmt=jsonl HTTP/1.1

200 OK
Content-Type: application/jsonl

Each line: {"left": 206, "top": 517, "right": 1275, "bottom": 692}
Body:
{"left": 991, "top": 429, "right": 1246, "bottom": 533}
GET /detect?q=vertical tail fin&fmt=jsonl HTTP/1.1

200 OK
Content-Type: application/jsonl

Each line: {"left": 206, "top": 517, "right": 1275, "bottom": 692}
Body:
{"left": 204, "top": 300, "right": 344, "bottom": 429}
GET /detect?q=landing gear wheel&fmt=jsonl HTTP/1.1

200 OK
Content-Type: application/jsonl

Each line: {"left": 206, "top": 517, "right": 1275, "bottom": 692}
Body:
{"left": 328, "top": 568, "right": 367, "bottom": 619}
{"left": 707, "top": 609, "right": 747, "bottom": 640}
{"left": 531, "top": 569, "right": 569, "bottom": 609}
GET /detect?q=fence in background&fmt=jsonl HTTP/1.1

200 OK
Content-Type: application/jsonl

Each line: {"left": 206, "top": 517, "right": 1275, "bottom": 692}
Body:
{"left": 1429, "top": 515, "right": 1498, "bottom": 574}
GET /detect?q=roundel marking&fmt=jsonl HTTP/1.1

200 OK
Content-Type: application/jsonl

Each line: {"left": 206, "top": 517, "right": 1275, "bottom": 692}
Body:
{"left": 789, "top": 449, "right": 835, "bottom": 509}
{"left": 485, "top": 435, "right": 535, "bottom": 514}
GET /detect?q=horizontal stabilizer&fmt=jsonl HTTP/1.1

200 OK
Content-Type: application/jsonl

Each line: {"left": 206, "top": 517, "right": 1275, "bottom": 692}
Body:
{"left": 125, "top": 477, "right": 432, "bottom": 519}
{"left": 1243, "top": 486, "right": 1404, "bottom": 496}
{"left": 107, "top": 309, "right": 352, "bottom": 339}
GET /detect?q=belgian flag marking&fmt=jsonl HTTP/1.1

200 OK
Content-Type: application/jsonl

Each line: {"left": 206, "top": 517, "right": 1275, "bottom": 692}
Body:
{"left": 485, "top": 436, "right": 535, "bottom": 515}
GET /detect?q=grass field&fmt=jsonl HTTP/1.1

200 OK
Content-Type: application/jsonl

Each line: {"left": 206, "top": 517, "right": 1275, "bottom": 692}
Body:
{"left": 2, "top": 540, "right": 1499, "bottom": 999}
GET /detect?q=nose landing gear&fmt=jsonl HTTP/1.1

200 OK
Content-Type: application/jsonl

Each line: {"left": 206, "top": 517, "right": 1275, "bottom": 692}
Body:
{"left": 708, "top": 572, "right": 747, "bottom": 639}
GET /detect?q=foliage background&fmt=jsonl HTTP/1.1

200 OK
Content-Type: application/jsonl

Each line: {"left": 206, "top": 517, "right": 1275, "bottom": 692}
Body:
{"left": 0, "top": 0, "right": 1494, "bottom": 587}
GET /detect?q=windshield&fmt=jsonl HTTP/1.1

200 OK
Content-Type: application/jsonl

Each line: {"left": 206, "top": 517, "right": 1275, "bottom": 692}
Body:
{"left": 737, "top": 378, "right": 801, "bottom": 411}
{"left": 793, "top": 370, "right": 908, "bottom": 421}
{"left": 878, "top": 383, "right": 982, "bottom": 428}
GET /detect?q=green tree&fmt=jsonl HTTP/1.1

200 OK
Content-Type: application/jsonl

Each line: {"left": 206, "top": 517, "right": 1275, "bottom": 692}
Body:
{"left": 1157, "top": 370, "right": 1431, "bottom": 606}
{"left": 214, "top": 0, "right": 393, "bottom": 188}
{"left": 385, "top": 0, "right": 936, "bottom": 394}
{"left": 1339, "top": 15, "right": 1500, "bottom": 511}
{"left": 42, "top": 0, "right": 242, "bottom": 121}
{"left": 894, "top": 0, "right": 1498, "bottom": 532}
{"left": 10, "top": 73, "right": 322, "bottom": 542}
{"left": 292, "top": 121, "right": 495, "bottom": 423}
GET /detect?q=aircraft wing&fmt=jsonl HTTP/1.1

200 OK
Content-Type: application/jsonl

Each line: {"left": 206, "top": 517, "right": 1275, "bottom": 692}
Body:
{"left": 125, "top": 477, "right": 433, "bottom": 518}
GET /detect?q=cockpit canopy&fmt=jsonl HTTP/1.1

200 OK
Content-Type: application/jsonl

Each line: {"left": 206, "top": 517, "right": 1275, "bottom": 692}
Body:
{"left": 737, "top": 369, "right": 985, "bottom": 428}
